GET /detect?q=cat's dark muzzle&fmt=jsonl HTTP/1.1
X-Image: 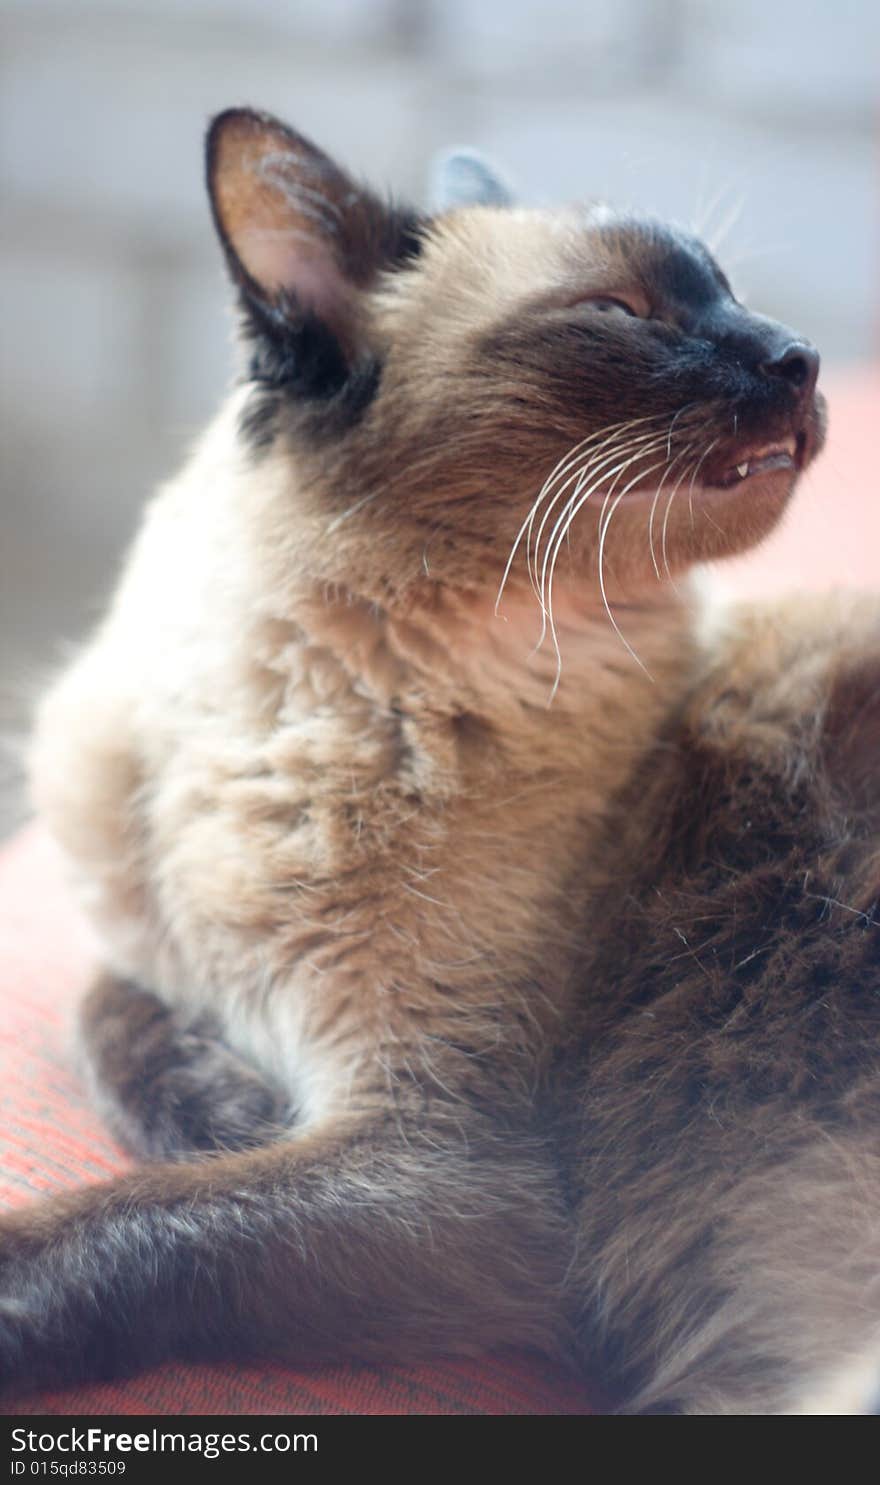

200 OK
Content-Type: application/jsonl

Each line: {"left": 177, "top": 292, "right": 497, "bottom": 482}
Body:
{"left": 694, "top": 306, "right": 826, "bottom": 490}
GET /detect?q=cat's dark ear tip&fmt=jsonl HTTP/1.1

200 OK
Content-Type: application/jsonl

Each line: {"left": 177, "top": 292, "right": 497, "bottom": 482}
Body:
{"left": 206, "top": 107, "right": 273, "bottom": 184}
{"left": 206, "top": 105, "right": 255, "bottom": 143}
{"left": 206, "top": 108, "right": 252, "bottom": 213}
{"left": 205, "top": 107, "right": 317, "bottom": 183}
{"left": 204, "top": 109, "right": 253, "bottom": 275}
{"left": 204, "top": 108, "right": 302, "bottom": 284}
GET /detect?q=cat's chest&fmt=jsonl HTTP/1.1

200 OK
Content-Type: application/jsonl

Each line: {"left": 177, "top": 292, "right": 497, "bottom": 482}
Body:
{"left": 125, "top": 696, "right": 602, "bottom": 1115}
{"left": 145, "top": 710, "right": 597, "bottom": 973}
{"left": 65, "top": 583, "right": 679, "bottom": 1112}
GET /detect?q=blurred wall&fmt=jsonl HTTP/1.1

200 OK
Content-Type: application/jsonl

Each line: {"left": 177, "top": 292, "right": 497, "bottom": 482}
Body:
{"left": 0, "top": 0, "right": 878, "bottom": 830}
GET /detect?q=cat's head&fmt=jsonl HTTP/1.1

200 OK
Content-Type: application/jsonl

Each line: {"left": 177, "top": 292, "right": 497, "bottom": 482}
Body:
{"left": 206, "top": 108, "right": 825, "bottom": 606}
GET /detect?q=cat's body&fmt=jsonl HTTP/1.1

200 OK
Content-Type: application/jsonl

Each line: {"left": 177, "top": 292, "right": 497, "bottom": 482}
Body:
{"left": 5, "top": 108, "right": 876, "bottom": 1412}
{"left": 557, "top": 594, "right": 880, "bottom": 1413}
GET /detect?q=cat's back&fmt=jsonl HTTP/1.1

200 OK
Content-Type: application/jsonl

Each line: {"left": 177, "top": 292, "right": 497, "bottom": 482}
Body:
{"left": 573, "top": 584, "right": 880, "bottom": 1035}
{"left": 548, "top": 585, "right": 880, "bottom": 1413}
{"left": 691, "top": 585, "right": 880, "bottom": 763}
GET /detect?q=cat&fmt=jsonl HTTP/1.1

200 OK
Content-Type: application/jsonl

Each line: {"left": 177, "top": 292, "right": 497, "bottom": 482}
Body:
{"left": 4, "top": 104, "right": 871, "bottom": 1413}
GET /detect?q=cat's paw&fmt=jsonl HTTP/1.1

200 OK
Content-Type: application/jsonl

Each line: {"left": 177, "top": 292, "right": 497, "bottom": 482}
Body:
{"left": 80, "top": 975, "right": 292, "bottom": 1161}
{"left": 123, "top": 1035, "right": 291, "bottom": 1159}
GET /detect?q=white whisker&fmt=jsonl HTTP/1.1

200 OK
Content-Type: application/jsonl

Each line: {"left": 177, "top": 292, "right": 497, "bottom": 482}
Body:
{"left": 541, "top": 433, "right": 673, "bottom": 692}
{"left": 528, "top": 416, "right": 665, "bottom": 600}
{"left": 704, "top": 192, "right": 746, "bottom": 257}
{"left": 658, "top": 459, "right": 698, "bottom": 588}
{"left": 687, "top": 437, "right": 719, "bottom": 525}
{"left": 537, "top": 429, "right": 671, "bottom": 615}
{"left": 659, "top": 436, "right": 719, "bottom": 586}
{"left": 325, "top": 488, "right": 383, "bottom": 534}
{"left": 592, "top": 454, "right": 671, "bottom": 684}
{"left": 647, "top": 439, "right": 698, "bottom": 580}
{"left": 495, "top": 419, "right": 643, "bottom": 616}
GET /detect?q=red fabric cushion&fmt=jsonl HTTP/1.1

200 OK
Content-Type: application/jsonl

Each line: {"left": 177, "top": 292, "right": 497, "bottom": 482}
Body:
{"left": 0, "top": 829, "right": 597, "bottom": 1416}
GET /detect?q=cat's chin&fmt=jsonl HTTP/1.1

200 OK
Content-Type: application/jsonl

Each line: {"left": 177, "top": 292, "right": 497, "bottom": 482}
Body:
{"left": 678, "top": 468, "right": 798, "bottom": 562}
{"left": 571, "top": 464, "right": 800, "bottom": 583}
{"left": 592, "top": 409, "right": 823, "bottom": 552}
{"left": 669, "top": 469, "right": 799, "bottom": 568}
{"left": 689, "top": 462, "right": 800, "bottom": 509}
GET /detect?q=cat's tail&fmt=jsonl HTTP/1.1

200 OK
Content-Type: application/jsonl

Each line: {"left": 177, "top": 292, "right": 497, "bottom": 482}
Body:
{"left": 0, "top": 1111, "right": 570, "bottom": 1394}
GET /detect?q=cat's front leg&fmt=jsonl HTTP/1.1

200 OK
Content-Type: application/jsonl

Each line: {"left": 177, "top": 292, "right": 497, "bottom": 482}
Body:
{"left": 79, "top": 972, "right": 291, "bottom": 1159}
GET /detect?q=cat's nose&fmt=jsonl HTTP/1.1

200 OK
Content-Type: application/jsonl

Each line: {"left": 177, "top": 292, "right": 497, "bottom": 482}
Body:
{"left": 760, "top": 341, "right": 820, "bottom": 404}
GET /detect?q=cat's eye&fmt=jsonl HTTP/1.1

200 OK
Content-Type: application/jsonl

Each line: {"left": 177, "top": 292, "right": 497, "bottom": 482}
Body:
{"left": 582, "top": 295, "right": 642, "bottom": 318}
{"left": 547, "top": 287, "right": 650, "bottom": 320}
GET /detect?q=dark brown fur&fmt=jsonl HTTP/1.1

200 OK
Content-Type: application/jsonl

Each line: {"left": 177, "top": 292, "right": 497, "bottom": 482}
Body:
{"left": 80, "top": 975, "right": 290, "bottom": 1159}
{"left": 555, "top": 608, "right": 880, "bottom": 1412}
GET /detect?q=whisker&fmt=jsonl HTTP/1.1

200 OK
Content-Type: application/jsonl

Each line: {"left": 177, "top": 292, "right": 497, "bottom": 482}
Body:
{"left": 325, "top": 487, "right": 384, "bottom": 534}
{"left": 704, "top": 191, "right": 746, "bottom": 257}
{"left": 658, "top": 457, "right": 699, "bottom": 589}
{"left": 537, "top": 428, "right": 671, "bottom": 630}
{"left": 647, "top": 438, "right": 698, "bottom": 580}
{"left": 687, "top": 437, "right": 719, "bottom": 525}
{"left": 691, "top": 177, "right": 735, "bottom": 242}
{"left": 528, "top": 416, "right": 666, "bottom": 600}
{"left": 539, "top": 433, "right": 672, "bottom": 666}
{"left": 659, "top": 436, "right": 719, "bottom": 586}
{"left": 542, "top": 434, "right": 671, "bottom": 685}
{"left": 665, "top": 401, "right": 701, "bottom": 458}
{"left": 495, "top": 417, "right": 651, "bottom": 617}
{"left": 677, "top": 436, "right": 720, "bottom": 561}
{"left": 592, "top": 453, "right": 671, "bottom": 684}
{"left": 496, "top": 402, "right": 716, "bottom": 703}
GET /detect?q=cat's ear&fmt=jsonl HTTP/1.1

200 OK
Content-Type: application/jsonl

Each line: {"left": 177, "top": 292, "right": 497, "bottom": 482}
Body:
{"left": 429, "top": 150, "right": 515, "bottom": 212}
{"left": 206, "top": 108, "right": 421, "bottom": 367}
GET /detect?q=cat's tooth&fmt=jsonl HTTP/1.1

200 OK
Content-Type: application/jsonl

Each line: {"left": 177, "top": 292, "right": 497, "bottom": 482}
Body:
{"left": 736, "top": 462, "right": 749, "bottom": 478}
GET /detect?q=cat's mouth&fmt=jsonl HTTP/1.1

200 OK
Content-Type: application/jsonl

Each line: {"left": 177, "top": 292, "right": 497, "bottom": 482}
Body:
{"left": 618, "top": 421, "right": 819, "bottom": 506}
{"left": 709, "top": 432, "right": 806, "bottom": 490}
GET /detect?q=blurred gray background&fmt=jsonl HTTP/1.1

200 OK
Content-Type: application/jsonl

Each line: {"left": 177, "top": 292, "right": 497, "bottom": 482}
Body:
{"left": 1, "top": 0, "right": 878, "bottom": 835}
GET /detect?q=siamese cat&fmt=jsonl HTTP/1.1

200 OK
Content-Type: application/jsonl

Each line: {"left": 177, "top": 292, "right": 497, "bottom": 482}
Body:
{"left": 5, "top": 106, "right": 876, "bottom": 1413}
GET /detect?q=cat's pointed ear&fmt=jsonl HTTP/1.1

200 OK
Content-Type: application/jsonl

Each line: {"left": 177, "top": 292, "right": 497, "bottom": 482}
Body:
{"left": 429, "top": 149, "right": 515, "bottom": 212}
{"left": 206, "top": 108, "right": 421, "bottom": 364}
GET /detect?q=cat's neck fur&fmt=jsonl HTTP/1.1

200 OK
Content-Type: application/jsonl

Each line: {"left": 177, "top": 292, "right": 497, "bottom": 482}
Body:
{"left": 190, "top": 398, "right": 698, "bottom": 806}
